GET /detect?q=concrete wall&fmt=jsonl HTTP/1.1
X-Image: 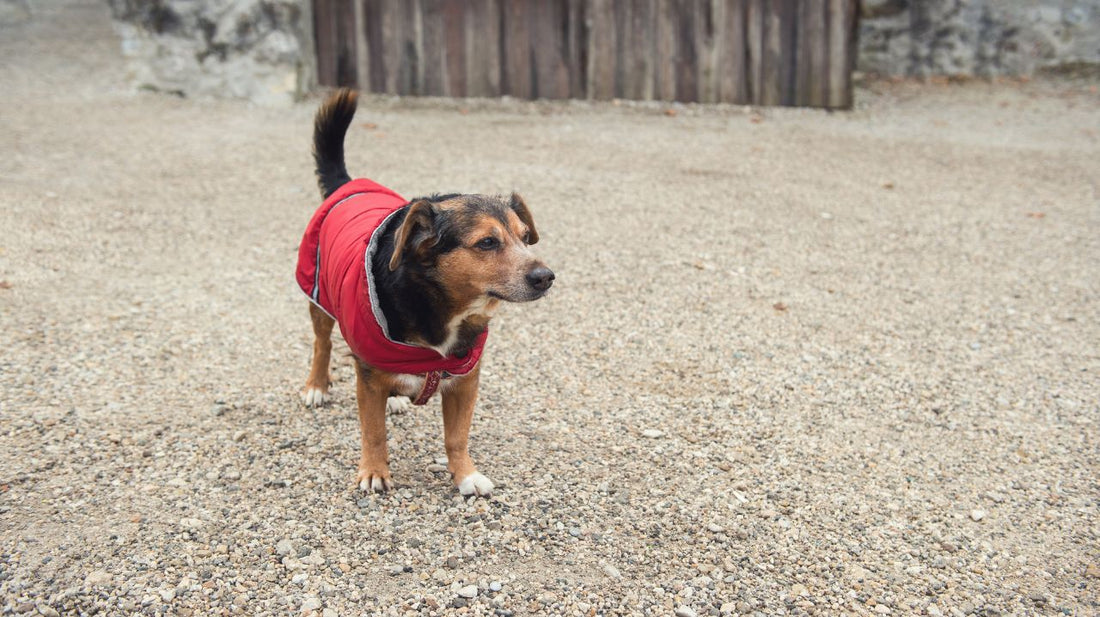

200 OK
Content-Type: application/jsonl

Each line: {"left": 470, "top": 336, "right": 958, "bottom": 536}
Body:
{"left": 107, "top": 0, "right": 314, "bottom": 105}
{"left": 859, "top": 0, "right": 1100, "bottom": 77}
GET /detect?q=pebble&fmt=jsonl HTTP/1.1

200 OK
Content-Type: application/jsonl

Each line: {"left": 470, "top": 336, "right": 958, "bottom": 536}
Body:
{"left": 970, "top": 509, "right": 986, "bottom": 522}
{"left": 301, "top": 597, "right": 322, "bottom": 611}
{"left": 603, "top": 564, "right": 622, "bottom": 579}
{"left": 36, "top": 606, "right": 60, "bottom": 617}
{"left": 457, "top": 584, "right": 478, "bottom": 598}
{"left": 674, "top": 606, "right": 697, "bottom": 617}
{"left": 642, "top": 429, "right": 664, "bottom": 438}
{"left": 276, "top": 539, "right": 295, "bottom": 555}
{"left": 489, "top": 581, "right": 502, "bottom": 592}
{"left": 85, "top": 570, "right": 112, "bottom": 587}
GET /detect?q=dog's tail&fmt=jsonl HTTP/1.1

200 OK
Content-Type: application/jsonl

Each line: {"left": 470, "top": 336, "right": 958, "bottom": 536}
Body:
{"left": 313, "top": 88, "right": 358, "bottom": 198}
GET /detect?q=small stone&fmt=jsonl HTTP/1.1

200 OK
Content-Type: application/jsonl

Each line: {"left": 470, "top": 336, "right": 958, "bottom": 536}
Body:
{"left": 489, "top": 581, "right": 502, "bottom": 592}
{"left": 301, "top": 597, "right": 322, "bottom": 611}
{"left": 86, "top": 570, "right": 112, "bottom": 587}
{"left": 674, "top": 606, "right": 697, "bottom": 617}
{"left": 969, "top": 509, "right": 986, "bottom": 522}
{"left": 232, "top": 430, "right": 247, "bottom": 442}
{"left": 276, "top": 539, "right": 295, "bottom": 555}
{"left": 322, "top": 610, "right": 338, "bottom": 617}
{"left": 457, "top": 584, "right": 478, "bottom": 598}
{"left": 291, "top": 573, "right": 308, "bottom": 586}
{"left": 719, "top": 603, "right": 735, "bottom": 614}
{"left": 791, "top": 583, "right": 809, "bottom": 596}
{"left": 707, "top": 523, "right": 724, "bottom": 533}
{"left": 874, "top": 605, "right": 891, "bottom": 614}
{"left": 642, "top": 429, "right": 664, "bottom": 438}
{"left": 179, "top": 517, "right": 204, "bottom": 529}
{"left": 388, "top": 565, "right": 404, "bottom": 576}
{"left": 159, "top": 588, "right": 175, "bottom": 602}
{"left": 427, "top": 463, "right": 448, "bottom": 473}
{"left": 603, "top": 564, "right": 622, "bottom": 579}
{"left": 36, "top": 606, "right": 60, "bottom": 617}
{"left": 14, "top": 604, "right": 34, "bottom": 615}
{"left": 1086, "top": 563, "right": 1100, "bottom": 578}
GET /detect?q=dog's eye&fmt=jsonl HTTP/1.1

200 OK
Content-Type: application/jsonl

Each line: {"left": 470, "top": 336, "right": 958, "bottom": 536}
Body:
{"left": 475, "top": 237, "right": 500, "bottom": 250}
{"left": 522, "top": 231, "right": 531, "bottom": 244}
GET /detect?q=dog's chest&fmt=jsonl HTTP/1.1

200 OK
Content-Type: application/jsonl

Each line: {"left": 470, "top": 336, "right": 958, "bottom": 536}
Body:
{"left": 391, "top": 373, "right": 428, "bottom": 398}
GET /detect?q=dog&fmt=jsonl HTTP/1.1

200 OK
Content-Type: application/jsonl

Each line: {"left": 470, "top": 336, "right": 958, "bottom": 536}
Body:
{"left": 294, "top": 89, "right": 553, "bottom": 497}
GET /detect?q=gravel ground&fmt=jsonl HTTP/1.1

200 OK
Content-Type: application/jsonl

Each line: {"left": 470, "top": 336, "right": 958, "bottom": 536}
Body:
{"left": 2, "top": 1, "right": 1098, "bottom": 616}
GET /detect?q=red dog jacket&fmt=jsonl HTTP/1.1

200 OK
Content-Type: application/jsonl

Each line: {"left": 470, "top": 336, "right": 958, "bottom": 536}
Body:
{"left": 296, "top": 179, "right": 487, "bottom": 390}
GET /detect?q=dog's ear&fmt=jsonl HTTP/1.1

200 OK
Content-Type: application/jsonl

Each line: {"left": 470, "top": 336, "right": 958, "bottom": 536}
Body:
{"left": 509, "top": 192, "right": 539, "bottom": 245}
{"left": 390, "top": 199, "right": 437, "bottom": 270}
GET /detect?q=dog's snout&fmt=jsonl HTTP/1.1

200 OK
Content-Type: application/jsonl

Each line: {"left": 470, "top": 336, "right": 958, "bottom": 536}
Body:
{"left": 526, "top": 267, "right": 555, "bottom": 292}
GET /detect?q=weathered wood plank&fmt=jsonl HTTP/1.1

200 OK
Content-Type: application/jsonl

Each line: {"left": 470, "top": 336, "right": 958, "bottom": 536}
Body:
{"left": 745, "top": 0, "right": 764, "bottom": 104}
{"left": 313, "top": 0, "right": 336, "bottom": 86}
{"left": 698, "top": 0, "right": 719, "bottom": 103}
{"left": 565, "top": 0, "right": 585, "bottom": 98}
{"left": 466, "top": 0, "right": 500, "bottom": 97}
{"left": 501, "top": 0, "right": 532, "bottom": 98}
{"left": 442, "top": 0, "right": 466, "bottom": 96}
{"left": 673, "top": 0, "right": 698, "bottom": 103}
{"left": 652, "top": 0, "right": 677, "bottom": 101}
{"left": 797, "top": 0, "right": 828, "bottom": 107}
{"left": 363, "top": 0, "right": 385, "bottom": 92}
{"left": 419, "top": 0, "right": 445, "bottom": 96}
{"left": 716, "top": 0, "right": 749, "bottom": 104}
{"left": 827, "top": 0, "right": 856, "bottom": 108}
{"left": 586, "top": 0, "right": 616, "bottom": 100}
{"left": 531, "top": 0, "right": 571, "bottom": 99}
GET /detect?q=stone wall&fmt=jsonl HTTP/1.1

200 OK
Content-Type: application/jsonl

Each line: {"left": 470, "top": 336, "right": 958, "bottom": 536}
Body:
{"left": 107, "top": 0, "right": 314, "bottom": 104}
{"left": 859, "top": 0, "right": 1100, "bottom": 77}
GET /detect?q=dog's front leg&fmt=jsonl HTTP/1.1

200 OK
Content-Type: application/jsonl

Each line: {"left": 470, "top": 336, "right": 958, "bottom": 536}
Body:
{"left": 441, "top": 365, "right": 494, "bottom": 497}
{"left": 354, "top": 361, "right": 393, "bottom": 492}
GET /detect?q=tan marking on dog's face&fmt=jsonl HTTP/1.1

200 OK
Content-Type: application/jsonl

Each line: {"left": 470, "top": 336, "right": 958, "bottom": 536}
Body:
{"left": 436, "top": 207, "right": 545, "bottom": 306}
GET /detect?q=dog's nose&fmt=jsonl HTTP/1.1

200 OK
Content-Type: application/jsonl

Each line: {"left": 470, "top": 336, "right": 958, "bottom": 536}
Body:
{"left": 525, "top": 267, "right": 555, "bottom": 292}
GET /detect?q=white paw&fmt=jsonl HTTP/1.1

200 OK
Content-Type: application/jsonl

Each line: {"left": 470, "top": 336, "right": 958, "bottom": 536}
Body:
{"left": 457, "top": 472, "right": 495, "bottom": 498}
{"left": 301, "top": 387, "right": 328, "bottom": 407}
{"left": 386, "top": 395, "right": 412, "bottom": 414}
{"left": 358, "top": 475, "right": 393, "bottom": 493}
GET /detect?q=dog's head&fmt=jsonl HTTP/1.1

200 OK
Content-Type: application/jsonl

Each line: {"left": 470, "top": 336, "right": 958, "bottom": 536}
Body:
{"left": 389, "top": 193, "right": 554, "bottom": 306}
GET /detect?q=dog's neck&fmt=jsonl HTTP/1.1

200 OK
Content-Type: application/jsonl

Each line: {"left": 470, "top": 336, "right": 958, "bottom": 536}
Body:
{"left": 370, "top": 217, "right": 492, "bottom": 359}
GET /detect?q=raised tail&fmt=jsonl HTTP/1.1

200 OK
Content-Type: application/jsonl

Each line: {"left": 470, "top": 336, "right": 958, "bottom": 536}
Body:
{"left": 313, "top": 88, "right": 358, "bottom": 198}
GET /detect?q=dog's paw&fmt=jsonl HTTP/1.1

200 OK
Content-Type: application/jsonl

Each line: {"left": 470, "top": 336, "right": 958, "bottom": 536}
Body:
{"left": 385, "top": 395, "right": 412, "bottom": 415}
{"left": 457, "top": 472, "right": 494, "bottom": 498}
{"left": 357, "top": 468, "right": 393, "bottom": 493}
{"left": 301, "top": 385, "right": 329, "bottom": 407}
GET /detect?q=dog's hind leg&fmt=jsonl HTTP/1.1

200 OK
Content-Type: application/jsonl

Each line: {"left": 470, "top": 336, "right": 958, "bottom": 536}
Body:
{"left": 302, "top": 303, "right": 335, "bottom": 406}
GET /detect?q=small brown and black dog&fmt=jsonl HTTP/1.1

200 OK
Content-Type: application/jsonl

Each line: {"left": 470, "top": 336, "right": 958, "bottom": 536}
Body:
{"left": 295, "top": 89, "right": 552, "bottom": 497}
